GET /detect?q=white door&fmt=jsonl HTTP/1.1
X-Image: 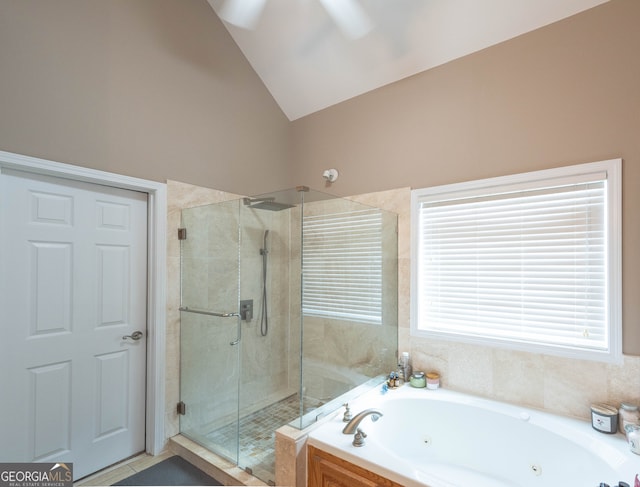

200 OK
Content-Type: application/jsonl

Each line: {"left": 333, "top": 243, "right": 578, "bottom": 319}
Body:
{"left": 0, "top": 168, "right": 148, "bottom": 480}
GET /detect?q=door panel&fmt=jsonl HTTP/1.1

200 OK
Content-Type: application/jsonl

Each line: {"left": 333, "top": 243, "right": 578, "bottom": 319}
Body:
{"left": 30, "top": 241, "right": 73, "bottom": 334}
{"left": 0, "top": 168, "right": 148, "bottom": 479}
{"left": 29, "top": 361, "right": 72, "bottom": 460}
{"left": 94, "top": 350, "right": 129, "bottom": 438}
{"left": 97, "top": 244, "right": 130, "bottom": 325}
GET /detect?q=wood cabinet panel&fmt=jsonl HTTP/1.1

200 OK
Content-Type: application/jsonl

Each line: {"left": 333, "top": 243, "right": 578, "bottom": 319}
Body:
{"left": 308, "top": 445, "right": 403, "bottom": 487}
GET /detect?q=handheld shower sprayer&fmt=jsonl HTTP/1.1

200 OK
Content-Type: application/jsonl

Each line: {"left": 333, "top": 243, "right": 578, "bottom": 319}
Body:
{"left": 260, "top": 229, "right": 269, "bottom": 336}
{"left": 260, "top": 229, "right": 269, "bottom": 256}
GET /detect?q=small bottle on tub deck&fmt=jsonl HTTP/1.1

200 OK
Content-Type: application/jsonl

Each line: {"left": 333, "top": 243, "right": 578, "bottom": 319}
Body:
{"left": 619, "top": 403, "right": 640, "bottom": 436}
{"left": 625, "top": 424, "right": 640, "bottom": 455}
{"left": 400, "top": 351, "right": 412, "bottom": 381}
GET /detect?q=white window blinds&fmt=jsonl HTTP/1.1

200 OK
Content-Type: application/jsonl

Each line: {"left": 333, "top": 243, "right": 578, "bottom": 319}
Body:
{"left": 303, "top": 208, "right": 383, "bottom": 324}
{"left": 412, "top": 160, "right": 621, "bottom": 360}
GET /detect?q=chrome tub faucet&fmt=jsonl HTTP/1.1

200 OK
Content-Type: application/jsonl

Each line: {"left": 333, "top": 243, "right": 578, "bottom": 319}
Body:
{"left": 342, "top": 408, "right": 383, "bottom": 447}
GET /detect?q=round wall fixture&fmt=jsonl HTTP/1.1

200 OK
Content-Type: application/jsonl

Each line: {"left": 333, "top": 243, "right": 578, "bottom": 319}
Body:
{"left": 322, "top": 168, "right": 339, "bottom": 182}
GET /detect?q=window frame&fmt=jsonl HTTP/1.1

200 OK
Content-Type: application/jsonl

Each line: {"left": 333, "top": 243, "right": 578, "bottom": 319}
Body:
{"left": 410, "top": 159, "right": 622, "bottom": 363}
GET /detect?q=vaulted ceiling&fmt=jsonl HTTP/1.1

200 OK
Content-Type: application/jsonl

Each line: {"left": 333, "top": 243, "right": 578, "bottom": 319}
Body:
{"left": 207, "top": 0, "right": 609, "bottom": 120}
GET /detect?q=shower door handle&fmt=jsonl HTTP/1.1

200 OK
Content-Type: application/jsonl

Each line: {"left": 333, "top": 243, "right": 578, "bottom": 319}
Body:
{"left": 179, "top": 307, "right": 241, "bottom": 345}
{"left": 179, "top": 307, "right": 240, "bottom": 318}
{"left": 230, "top": 317, "right": 241, "bottom": 346}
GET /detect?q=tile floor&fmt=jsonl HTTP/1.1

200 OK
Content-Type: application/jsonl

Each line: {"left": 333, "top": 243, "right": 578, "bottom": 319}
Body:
{"left": 75, "top": 451, "right": 175, "bottom": 486}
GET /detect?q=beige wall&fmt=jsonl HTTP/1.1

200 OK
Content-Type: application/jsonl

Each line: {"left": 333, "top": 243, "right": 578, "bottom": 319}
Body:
{"left": 291, "top": 0, "right": 640, "bottom": 355}
{"left": 0, "top": 0, "right": 291, "bottom": 196}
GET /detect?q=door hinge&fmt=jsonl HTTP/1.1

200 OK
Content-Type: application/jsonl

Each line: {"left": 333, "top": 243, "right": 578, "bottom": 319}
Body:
{"left": 178, "top": 228, "right": 187, "bottom": 240}
{"left": 177, "top": 401, "right": 186, "bottom": 415}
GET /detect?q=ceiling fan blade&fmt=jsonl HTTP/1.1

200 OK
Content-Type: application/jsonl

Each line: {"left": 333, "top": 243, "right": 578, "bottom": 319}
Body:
{"left": 317, "top": 0, "right": 373, "bottom": 39}
{"left": 218, "top": 0, "right": 268, "bottom": 29}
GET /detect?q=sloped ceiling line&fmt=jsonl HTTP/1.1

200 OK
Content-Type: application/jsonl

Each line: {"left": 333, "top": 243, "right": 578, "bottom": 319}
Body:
{"left": 207, "top": 0, "right": 609, "bottom": 120}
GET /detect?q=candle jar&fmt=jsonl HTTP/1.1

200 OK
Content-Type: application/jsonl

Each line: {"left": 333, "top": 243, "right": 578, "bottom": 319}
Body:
{"left": 409, "top": 371, "right": 426, "bottom": 388}
{"left": 591, "top": 403, "right": 618, "bottom": 434}
{"left": 426, "top": 372, "right": 440, "bottom": 390}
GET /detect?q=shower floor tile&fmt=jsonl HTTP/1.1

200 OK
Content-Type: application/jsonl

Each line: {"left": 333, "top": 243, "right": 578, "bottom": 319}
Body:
{"left": 204, "top": 394, "right": 302, "bottom": 483}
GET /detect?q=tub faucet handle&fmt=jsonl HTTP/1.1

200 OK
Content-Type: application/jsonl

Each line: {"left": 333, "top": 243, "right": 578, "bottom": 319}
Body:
{"left": 352, "top": 428, "right": 367, "bottom": 447}
{"left": 343, "top": 403, "right": 352, "bottom": 422}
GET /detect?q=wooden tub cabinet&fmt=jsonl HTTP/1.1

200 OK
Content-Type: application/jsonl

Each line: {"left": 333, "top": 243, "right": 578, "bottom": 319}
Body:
{"left": 307, "top": 445, "right": 403, "bottom": 487}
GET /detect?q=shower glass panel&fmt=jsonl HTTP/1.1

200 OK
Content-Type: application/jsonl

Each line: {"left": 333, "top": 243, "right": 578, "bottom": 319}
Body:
{"left": 179, "top": 187, "right": 398, "bottom": 485}
{"left": 236, "top": 189, "right": 302, "bottom": 480}
{"left": 297, "top": 192, "right": 398, "bottom": 429}
{"left": 179, "top": 199, "right": 241, "bottom": 465}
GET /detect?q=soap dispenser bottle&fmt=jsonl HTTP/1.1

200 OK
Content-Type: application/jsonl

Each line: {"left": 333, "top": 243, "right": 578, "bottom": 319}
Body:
{"left": 400, "top": 351, "right": 412, "bottom": 383}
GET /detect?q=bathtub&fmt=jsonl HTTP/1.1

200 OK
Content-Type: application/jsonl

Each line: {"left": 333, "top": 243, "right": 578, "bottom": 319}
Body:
{"left": 307, "top": 384, "right": 640, "bottom": 487}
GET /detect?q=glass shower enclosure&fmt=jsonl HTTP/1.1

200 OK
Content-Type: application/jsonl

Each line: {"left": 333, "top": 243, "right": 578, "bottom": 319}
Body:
{"left": 179, "top": 187, "right": 397, "bottom": 485}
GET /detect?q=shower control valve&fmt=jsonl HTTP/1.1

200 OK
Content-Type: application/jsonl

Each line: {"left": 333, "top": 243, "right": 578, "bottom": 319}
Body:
{"left": 240, "top": 299, "right": 253, "bottom": 321}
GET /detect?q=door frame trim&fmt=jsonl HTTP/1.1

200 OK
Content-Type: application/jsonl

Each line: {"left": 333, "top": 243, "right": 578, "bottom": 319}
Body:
{"left": 0, "top": 150, "right": 167, "bottom": 455}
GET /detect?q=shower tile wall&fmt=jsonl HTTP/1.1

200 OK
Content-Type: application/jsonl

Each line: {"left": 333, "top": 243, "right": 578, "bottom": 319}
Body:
{"left": 166, "top": 180, "right": 301, "bottom": 443}
{"left": 238, "top": 205, "right": 300, "bottom": 412}
{"left": 168, "top": 181, "right": 640, "bottom": 482}
{"left": 181, "top": 202, "right": 240, "bottom": 310}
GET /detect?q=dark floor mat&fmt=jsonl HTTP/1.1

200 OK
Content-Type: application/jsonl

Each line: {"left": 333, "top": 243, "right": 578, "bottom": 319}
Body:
{"left": 113, "top": 456, "right": 223, "bottom": 486}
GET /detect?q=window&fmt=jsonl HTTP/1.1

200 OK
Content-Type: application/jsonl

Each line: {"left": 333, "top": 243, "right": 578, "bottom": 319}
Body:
{"left": 411, "top": 159, "right": 621, "bottom": 362}
{"left": 303, "top": 208, "right": 383, "bottom": 324}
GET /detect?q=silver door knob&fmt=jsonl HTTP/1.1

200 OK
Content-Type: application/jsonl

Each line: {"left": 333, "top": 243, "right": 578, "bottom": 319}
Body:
{"left": 122, "top": 330, "right": 144, "bottom": 341}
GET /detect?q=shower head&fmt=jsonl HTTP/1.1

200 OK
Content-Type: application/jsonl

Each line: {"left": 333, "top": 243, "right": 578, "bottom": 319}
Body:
{"left": 243, "top": 197, "right": 295, "bottom": 212}
{"left": 253, "top": 201, "right": 295, "bottom": 211}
